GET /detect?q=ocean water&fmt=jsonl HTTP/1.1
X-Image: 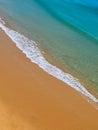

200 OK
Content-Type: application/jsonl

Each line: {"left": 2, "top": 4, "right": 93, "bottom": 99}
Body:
{"left": 0, "top": 0, "right": 98, "bottom": 101}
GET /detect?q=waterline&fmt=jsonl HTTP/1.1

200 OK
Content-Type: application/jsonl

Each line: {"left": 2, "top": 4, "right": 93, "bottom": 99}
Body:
{"left": 0, "top": 17, "right": 98, "bottom": 105}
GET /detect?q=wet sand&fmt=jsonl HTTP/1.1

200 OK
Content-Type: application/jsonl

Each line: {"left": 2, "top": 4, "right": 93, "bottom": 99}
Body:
{"left": 0, "top": 29, "right": 98, "bottom": 130}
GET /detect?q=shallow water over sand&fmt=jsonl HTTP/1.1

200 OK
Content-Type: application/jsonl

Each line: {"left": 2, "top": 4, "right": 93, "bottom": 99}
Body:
{"left": 0, "top": 0, "right": 98, "bottom": 97}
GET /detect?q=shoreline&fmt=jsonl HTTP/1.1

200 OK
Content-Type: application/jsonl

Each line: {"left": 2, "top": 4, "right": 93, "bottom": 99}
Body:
{"left": 43, "top": 51, "right": 98, "bottom": 100}
{"left": 0, "top": 17, "right": 97, "bottom": 103}
{"left": 0, "top": 24, "right": 98, "bottom": 129}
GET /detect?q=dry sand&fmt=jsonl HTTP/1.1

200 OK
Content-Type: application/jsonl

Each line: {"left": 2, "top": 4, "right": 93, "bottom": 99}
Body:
{"left": 0, "top": 29, "right": 98, "bottom": 130}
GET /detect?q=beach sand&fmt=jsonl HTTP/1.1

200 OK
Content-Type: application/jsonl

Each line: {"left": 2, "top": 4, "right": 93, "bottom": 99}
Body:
{"left": 0, "top": 29, "right": 98, "bottom": 130}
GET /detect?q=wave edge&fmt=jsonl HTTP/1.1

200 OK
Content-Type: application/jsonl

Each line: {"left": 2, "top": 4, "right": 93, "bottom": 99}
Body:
{"left": 0, "top": 18, "right": 98, "bottom": 107}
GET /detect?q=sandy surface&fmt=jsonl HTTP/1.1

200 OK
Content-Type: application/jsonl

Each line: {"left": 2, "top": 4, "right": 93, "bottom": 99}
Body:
{"left": 0, "top": 29, "right": 98, "bottom": 130}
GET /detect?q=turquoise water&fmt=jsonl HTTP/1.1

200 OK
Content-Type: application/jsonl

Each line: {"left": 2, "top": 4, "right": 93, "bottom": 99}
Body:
{"left": 0, "top": 0, "right": 98, "bottom": 97}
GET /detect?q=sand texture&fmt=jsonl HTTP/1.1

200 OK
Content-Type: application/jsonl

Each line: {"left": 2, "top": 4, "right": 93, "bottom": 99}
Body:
{"left": 0, "top": 29, "right": 98, "bottom": 130}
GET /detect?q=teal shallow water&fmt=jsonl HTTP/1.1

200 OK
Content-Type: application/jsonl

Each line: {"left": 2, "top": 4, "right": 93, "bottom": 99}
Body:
{"left": 0, "top": 0, "right": 98, "bottom": 97}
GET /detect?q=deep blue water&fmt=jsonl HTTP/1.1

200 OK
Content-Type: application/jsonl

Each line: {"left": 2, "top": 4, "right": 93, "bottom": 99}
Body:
{"left": 0, "top": 0, "right": 98, "bottom": 96}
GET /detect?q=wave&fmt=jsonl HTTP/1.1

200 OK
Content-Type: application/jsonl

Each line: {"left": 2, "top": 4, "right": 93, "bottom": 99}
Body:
{"left": 67, "top": 0, "right": 98, "bottom": 7}
{"left": 0, "top": 17, "right": 98, "bottom": 105}
{"left": 34, "top": 0, "right": 98, "bottom": 41}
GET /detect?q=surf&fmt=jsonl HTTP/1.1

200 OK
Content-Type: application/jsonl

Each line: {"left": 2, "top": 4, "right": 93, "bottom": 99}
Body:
{"left": 0, "top": 18, "right": 98, "bottom": 105}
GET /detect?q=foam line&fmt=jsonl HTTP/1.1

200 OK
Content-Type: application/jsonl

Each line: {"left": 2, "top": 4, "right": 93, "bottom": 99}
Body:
{"left": 0, "top": 18, "right": 98, "bottom": 104}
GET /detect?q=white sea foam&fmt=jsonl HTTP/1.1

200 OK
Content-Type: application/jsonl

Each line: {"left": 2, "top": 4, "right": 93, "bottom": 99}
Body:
{"left": 0, "top": 18, "right": 98, "bottom": 104}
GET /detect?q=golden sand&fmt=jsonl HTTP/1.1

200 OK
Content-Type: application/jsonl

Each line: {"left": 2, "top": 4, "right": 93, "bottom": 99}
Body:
{"left": 0, "top": 29, "right": 98, "bottom": 130}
